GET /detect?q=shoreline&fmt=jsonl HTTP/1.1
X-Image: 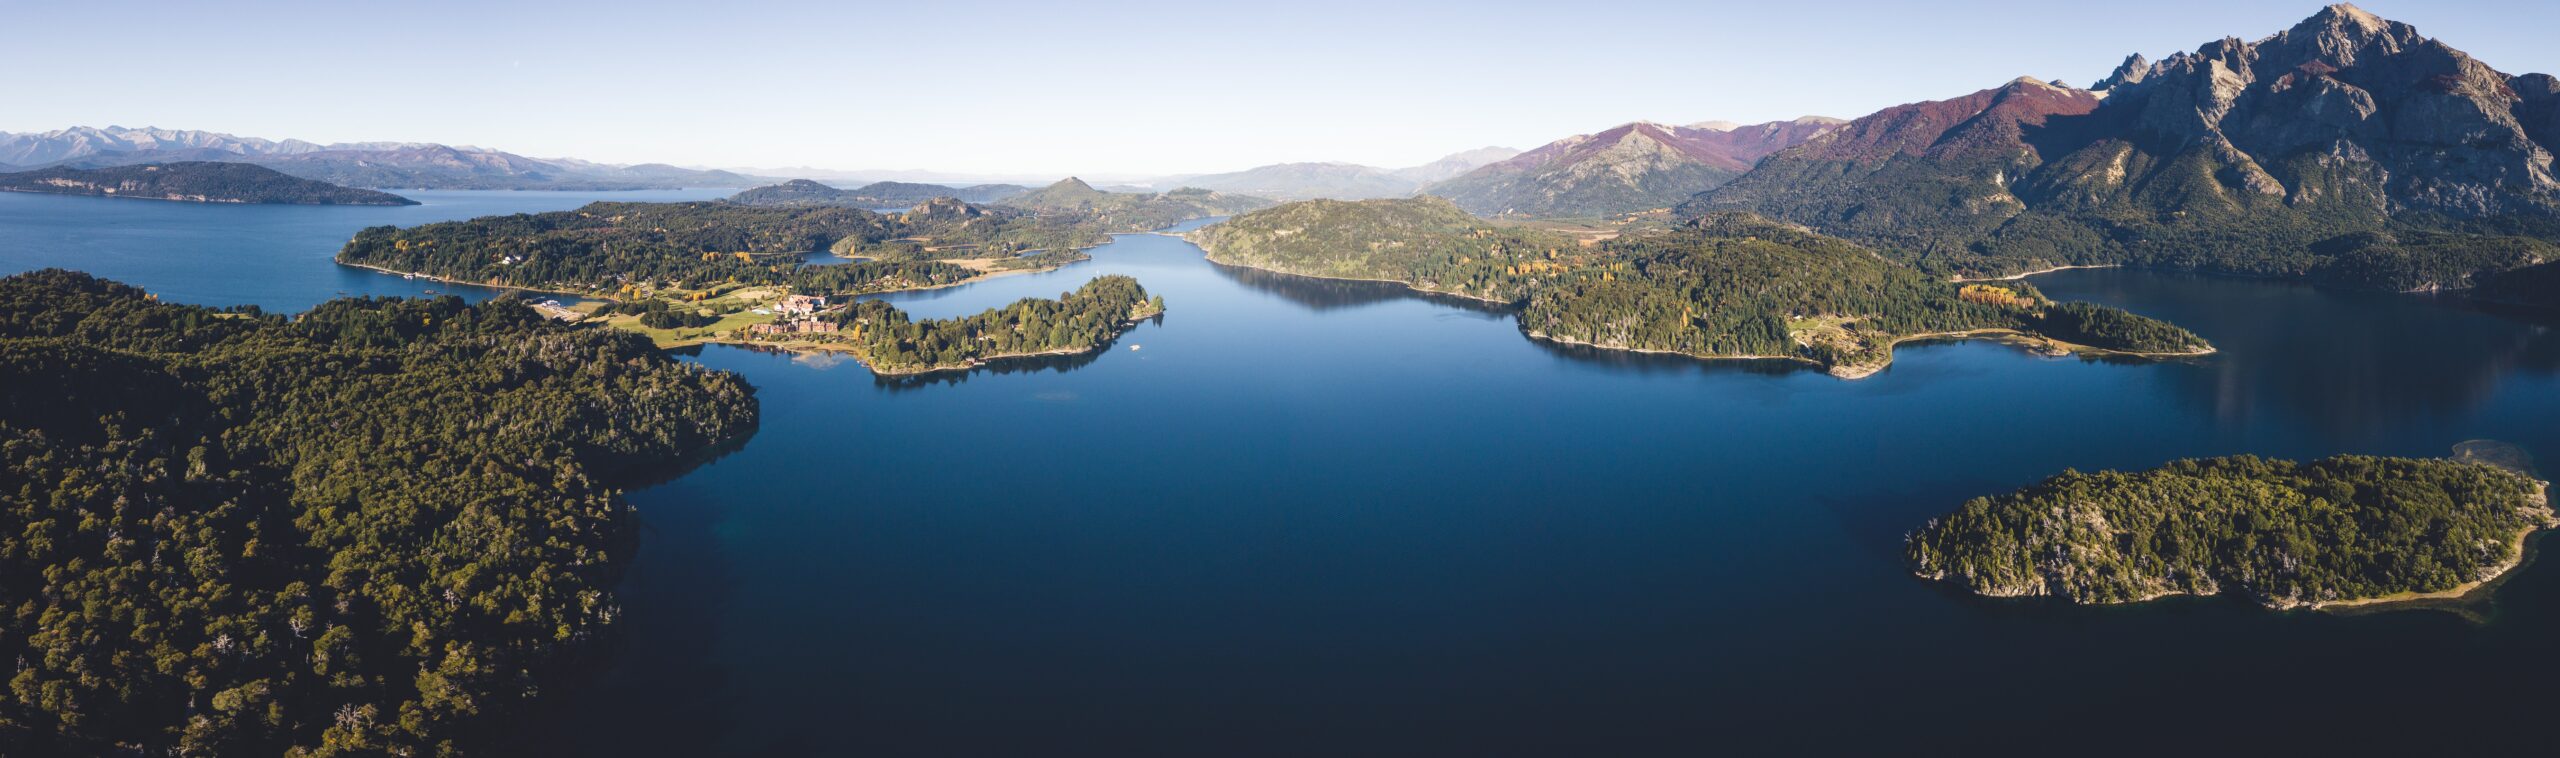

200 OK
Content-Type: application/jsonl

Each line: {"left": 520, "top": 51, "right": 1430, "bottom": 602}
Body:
{"left": 0, "top": 186, "right": 417, "bottom": 207}
{"left": 338, "top": 261, "right": 593, "bottom": 297}
{"left": 700, "top": 310, "right": 1162, "bottom": 376}
{"left": 1950, "top": 264, "right": 2120, "bottom": 282}
{"left": 342, "top": 249, "right": 1089, "bottom": 306}
{"left": 1928, "top": 480, "right": 2552, "bottom": 613}
{"left": 1193, "top": 246, "right": 2212, "bottom": 382}
{"left": 1527, "top": 326, "right": 2213, "bottom": 382}
{"left": 1190, "top": 247, "right": 1518, "bottom": 308}
{"left": 1520, "top": 329, "right": 1821, "bottom": 370}
{"left": 2310, "top": 482, "right": 2553, "bottom": 611}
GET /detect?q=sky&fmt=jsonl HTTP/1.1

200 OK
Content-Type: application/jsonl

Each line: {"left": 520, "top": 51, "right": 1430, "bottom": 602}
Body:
{"left": 5, "top": 0, "right": 2556, "bottom": 180}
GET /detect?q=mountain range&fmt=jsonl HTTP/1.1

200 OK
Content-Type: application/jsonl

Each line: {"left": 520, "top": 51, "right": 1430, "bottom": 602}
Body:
{"left": 1168, "top": 147, "right": 1522, "bottom": 200}
{"left": 0, "top": 126, "right": 767, "bottom": 191}
{"left": 1686, "top": 3, "right": 2560, "bottom": 291}
{"left": 726, "top": 179, "right": 1031, "bottom": 207}
{"left": 1422, "top": 118, "right": 1843, "bottom": 218}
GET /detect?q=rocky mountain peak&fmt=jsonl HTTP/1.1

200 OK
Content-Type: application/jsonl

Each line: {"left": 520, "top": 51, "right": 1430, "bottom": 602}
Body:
{"left": 2258, "top": 2, "right": 2423, "bottom": 74}
{"left": 2094, "top": 54, "right": 2152, "bottom": 91}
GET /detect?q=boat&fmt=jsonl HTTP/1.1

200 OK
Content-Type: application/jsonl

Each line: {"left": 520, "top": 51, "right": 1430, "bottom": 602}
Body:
{"left": 1130, "top": 345, "right": 1142, "bottom": 351}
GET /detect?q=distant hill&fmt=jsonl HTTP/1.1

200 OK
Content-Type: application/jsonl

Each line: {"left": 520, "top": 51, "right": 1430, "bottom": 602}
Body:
{"left": 1392, "top": 147, "right": 1523, "bottom": 185}
{"left": 1422, "top": 119, "right": 1839, "bottom": 218}
{"left": 725, "top": 179, "right": 1028, "bottom": 207}
{"left": 1174, "top": 163, "right": 1417, "bottom": 201}
{"left": 998, "top": 178, "right": 1274, "bottom": 231}
{"left": 0, "top": 162, "right": 418, "bottom": 205}
{"left": 0, "top": 126, "right": 765, "bottom": 191}
{"left": 1174, "top": 148, "right": 1521, "bottom": 201}
{"left": 1686, "top": 4, "right": 2560, "bottom": 291}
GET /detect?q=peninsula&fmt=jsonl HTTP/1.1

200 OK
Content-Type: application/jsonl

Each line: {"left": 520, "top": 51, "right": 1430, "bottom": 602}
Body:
{"left": 1907, "top": 453, "right": 2554, "bottom": 610}
{"left": 1191, "top": 196, "right": 2210, "bottom": 378}
{"left": 0, "top": 161, "right": 418, "bottom": 205}
{"left": 335, "top": 198, "right": 1109, "bottom": 300}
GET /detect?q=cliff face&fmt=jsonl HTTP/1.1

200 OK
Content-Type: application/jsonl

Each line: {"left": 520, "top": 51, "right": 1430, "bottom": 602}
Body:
{"left": 2096, "top": 4, "right": 2556, "bottom": 217}
{"left": 1690, "top": 4, "right": 2560, "bottom": 288}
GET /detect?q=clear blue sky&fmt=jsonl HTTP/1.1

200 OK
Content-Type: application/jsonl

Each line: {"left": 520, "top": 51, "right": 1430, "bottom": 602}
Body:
{"left": 6, "top": 0, "right": 2553, "bottom": 178}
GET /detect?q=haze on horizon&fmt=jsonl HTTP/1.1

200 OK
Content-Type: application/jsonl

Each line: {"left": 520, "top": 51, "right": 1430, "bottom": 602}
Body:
{"left": 8, "top": 0, "right": 2557, "bottom": 180}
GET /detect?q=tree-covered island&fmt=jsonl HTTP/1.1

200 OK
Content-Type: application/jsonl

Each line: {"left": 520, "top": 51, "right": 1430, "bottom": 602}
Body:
{"left": 1191, "top": 196, "right": 2209, "bottom": 378}
{"left": 1908, "top": 454, "right": 2553, "bottom": 610}
{"left": 0, "top": 270, "right": 757, "bottom": 754}
{"left": 811, "top": 275, "right": 1163, "bottom": 375}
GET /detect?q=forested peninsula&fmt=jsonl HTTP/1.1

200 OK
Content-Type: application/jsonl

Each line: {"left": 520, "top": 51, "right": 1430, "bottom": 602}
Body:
{"left": 0, "top": 270, "right": 757, "bottom": 754}
{"left": 1192, "top": 197, "right": 2209, "bottom": 378}
{"left": 335, "top": 200, "right": 1014, "bottom": 298}
{"left": 334, "top": 199, "right": 1165, "bottom": 369}
{"left": 0, "top": 162, "right": 417, "bottom": 206}
{"left": 1908, "top": 454, "right": 2553, "bottom": 610}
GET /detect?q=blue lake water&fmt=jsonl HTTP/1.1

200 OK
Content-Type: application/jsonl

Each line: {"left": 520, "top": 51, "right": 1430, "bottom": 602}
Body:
{"left": 8, "top": 194, "right": 2560, "bottom": 754}
{"left": 0, "top": 189, "right": 732, "bottom": 311}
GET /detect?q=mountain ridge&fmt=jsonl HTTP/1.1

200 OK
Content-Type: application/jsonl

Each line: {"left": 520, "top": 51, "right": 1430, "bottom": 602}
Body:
{"left": 1168, "top": 147, "right": 1523, "bottom": 200}
{"left": 1424, "top": 118, "right": 1840, "bottom": 218}
{"left": 0, "top": 126, "right": 764, "bottom": 191}
{"left": 1685, "top": 4, "right": 2560, "bottom": 290}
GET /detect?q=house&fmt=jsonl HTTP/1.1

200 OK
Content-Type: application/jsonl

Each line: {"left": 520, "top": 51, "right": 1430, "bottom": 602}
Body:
{"left": 777, "top": 294, "right": 829, "bottom": 317}
{"left": 749, "top": 319, "right": 840, "bottom": 336}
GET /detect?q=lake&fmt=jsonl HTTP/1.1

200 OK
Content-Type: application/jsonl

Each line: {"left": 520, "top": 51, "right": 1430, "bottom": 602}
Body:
{"left": 0, "top": 188, "right": 733, "bottom": 311}
{"left": 8, "top": 195, "right": 2560, "bottom": 754}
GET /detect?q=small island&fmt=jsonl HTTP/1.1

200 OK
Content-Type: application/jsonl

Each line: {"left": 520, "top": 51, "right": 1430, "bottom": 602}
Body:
{"left": 1907, "top": 453, "right": 2553, "bottom": 610}
{"left": 1192, "top": 196, "right": 2210, "bottom": 379}
{"left": 0, "top": 161, "right": 418, "bottom": 205}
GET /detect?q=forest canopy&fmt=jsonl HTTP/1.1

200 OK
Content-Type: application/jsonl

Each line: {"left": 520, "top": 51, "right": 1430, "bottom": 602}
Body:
{"left": 1195, "top": 198, "right": 2210, "bottom": 376}
{"left": 1907, "top": 455, "right": 2551, "bottom": 608}
{"left": 0, "top": 270, "right": 757, "bottom": 755}
{"left": 814, "top": 275, "right": 1163, "bottom": 375}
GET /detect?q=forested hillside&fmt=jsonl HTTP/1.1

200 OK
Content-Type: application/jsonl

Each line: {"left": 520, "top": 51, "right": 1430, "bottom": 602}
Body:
{"left": 339, "top": 201, "right": 1009, "bottom": 296}
{"left": 999, "top": 178, "right": 1273, "bottom": 232}
{"left": 0, "top": 270, "right": 757, "bottom": 754}
{"left": 1197, "top": 198, "right": 2207, "bottom": 377}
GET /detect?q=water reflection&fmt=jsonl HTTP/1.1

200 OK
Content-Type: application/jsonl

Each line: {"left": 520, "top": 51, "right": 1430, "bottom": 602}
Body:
{"left": 2035, "top": 269, "right": 2560, "bottom": 441}
{"left": 1206, "top": 261, "right": 1513, "bottom": 315}
{"left": 1525, "top": 336, "right": 1818, "bottom": 378}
